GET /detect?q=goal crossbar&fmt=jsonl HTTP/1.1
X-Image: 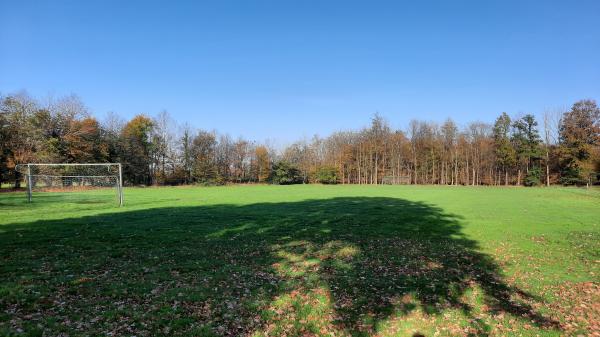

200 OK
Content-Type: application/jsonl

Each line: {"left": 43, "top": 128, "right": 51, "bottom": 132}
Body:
{"left": 22, "top": 163, "right": 121, "bottom": 166}
{"left": 29, "top": 175, "right": 118, "bottom": 178}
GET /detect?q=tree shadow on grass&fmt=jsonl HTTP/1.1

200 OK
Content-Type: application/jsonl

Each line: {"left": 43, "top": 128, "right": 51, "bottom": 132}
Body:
{"left": 0, "top": 197, "right": 559, "bottom": 336}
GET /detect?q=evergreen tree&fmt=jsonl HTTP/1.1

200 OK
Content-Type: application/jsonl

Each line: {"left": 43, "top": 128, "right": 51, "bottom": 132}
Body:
{"left": 493, "top": 113, "right": 515, "bottom": 185}
{"left": 512, "top": 114, "right": 542, "bottom": 185}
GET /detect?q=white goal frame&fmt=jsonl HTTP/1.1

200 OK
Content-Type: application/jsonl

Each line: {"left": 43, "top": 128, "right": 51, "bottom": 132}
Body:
{"left": 16, "top": 163, "right": 124, "bottom": 206}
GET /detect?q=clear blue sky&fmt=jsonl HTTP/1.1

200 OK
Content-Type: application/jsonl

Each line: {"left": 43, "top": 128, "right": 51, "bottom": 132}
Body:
{"left": 1, "top": 1, "right": 599, "bottom": 145}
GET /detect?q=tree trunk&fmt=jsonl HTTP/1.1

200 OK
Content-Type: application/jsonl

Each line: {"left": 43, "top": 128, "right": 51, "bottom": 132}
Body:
{"left": 545, "top": 150, "right": 550, "bottom": 187}
{"left": 374, "top": 153, "right": 378, "bottom": 185}
{"left": 14, "top": 171, "right": 21, "bottom": 189}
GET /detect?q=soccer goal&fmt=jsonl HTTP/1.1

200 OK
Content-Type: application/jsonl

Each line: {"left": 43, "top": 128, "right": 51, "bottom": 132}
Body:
{"left": 381, "top": 175, "right": 411, "bottom": 185}
{"left": 15, "top": 163, "right": 123, "bottom": 206}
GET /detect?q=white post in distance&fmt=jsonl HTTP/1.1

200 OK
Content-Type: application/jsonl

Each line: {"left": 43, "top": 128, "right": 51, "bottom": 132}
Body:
{"left": 27, "top": 164, "right": 32, "bottom": 203}
{"left": 118, "top": 163, "right": 124, "bottom": 206}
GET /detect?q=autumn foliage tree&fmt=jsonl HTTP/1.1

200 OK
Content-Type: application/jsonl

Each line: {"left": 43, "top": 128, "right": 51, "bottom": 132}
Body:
{"left": 254, "top": 146, "right": 271, "bottom": 183}
{"left": 121, "top": 115, "right": 155, "bottom": 185}
{"left": 1, "top": 92, "right": 598, "bottom": 188}
{"left": 558, "top": 99, "right": 600, "bottom": 185}
{"left": 64, "top": 117, "right": 108, "bottom": 163}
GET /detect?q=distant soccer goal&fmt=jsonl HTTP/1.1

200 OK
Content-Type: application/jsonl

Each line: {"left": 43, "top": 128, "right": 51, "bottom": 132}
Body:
{"left": 381, "top": 175, "right": 411, "bottom": 185}
{"left": 16, "top": 163, "right": 123, "bottom": 206}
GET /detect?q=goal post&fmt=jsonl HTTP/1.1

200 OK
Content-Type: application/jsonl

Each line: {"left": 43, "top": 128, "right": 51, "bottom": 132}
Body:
{"left": 16, "top": 163, "right": 124, "bottom": 206}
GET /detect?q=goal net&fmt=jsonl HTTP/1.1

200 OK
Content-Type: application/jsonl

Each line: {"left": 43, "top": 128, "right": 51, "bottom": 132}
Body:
{"left": 16, "top": 163, "right": 123, "bottom": 206}
{"left": 381, "top": 175, "right": 411, "bottom": 185}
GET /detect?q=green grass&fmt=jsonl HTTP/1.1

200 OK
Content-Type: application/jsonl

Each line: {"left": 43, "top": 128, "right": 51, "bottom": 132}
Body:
{"left": 1, "top": 185, "right": 598, "bottom": 336}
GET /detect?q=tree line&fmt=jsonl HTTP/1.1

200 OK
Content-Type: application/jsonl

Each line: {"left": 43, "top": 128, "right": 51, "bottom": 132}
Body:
{"left": 1, "top": 92, "right": 599, "bottom": 187}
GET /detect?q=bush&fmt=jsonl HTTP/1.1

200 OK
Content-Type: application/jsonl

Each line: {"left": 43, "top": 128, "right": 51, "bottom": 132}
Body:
{"left": 270, "top": 161, "right": 303, "bottom": 185}
{"left": 559, "top": 165, "right": 586, "bottom": 186}
{"left": 315, "top": 166, "right": 338, "bottom": 184}
{"left": 524, "top": 167, "right": 541, "bottom": 186}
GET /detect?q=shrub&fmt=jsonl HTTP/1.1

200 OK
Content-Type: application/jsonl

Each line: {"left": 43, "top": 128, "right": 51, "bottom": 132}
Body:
{"left": 315, "top": 166, "right": 338, "bottom": 184}
{"left": 559, "top": 165, "right": 586, "bottom": 185}
{"left": 270, "top": 161, "right": 303, "bottom": 185}
{"left": 524, "top": 167, "right": 541, "bottom": 186}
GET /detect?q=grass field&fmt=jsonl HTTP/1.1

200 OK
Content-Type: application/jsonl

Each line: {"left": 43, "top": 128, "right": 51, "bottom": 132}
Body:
{"left": 1, "top": 185, "right": 598, "bottom": 336}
